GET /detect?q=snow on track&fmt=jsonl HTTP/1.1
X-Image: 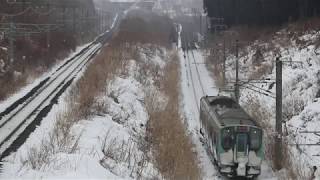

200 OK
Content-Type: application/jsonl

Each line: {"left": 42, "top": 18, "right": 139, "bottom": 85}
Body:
{"left": 0, "top": 43, "right": 102, "bottom": 158}
{"left": 0, "top": 12, "right": 123, "bottom": 160}
{"left": 0, "top": 43, "right": 90, "bottom": 114}
{"left": 178, "top": 25, "right": 220, "bottom": 179}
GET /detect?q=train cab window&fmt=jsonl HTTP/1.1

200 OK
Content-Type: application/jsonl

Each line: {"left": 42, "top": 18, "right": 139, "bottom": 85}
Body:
{"left": 221, "top": 127, "right": 234, "bottom": 150}
{"left": 236, "top": 133, "right": 248, "bottom": 154}
{"left": 250, "top": 128, "right": 262, "bottom": 151}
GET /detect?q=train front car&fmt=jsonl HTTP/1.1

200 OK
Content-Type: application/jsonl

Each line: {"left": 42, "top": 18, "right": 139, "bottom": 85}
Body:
{"left": 200, "top": 96, "right": 264, "bottom": 178}
{"left": 219, "top": 126, "right": 263, "bottom": 178}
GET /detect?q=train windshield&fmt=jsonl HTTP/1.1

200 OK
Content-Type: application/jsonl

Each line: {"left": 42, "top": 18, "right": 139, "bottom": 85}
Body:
{"left": 250, "top": 127, "right": 262, "bottom": 150}
{"left": 236, "top": 133, "right": 248, "bottom": 153}
{"left": 221, "top": 127, "right": 234, "bottom": 150}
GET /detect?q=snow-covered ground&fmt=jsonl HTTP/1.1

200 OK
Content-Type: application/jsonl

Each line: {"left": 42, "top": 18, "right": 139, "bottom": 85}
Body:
{"left": 222, "top": 28, "right": 320, "bottom": 178}
{"left": 0, "top": 43, "right": 170, "bottom": 179}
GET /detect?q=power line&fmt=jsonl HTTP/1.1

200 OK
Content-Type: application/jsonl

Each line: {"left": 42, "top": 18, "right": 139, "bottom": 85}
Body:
{"left": 244, "top": 83, "right": 275, "bottom": 95}
{"left": 241, "top": 84, "right": 276, "bottom": 99}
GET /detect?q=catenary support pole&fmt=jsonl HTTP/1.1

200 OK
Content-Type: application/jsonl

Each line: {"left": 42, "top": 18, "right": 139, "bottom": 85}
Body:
{"left": 8, "top": 22, "right": 14, "bottom": 65}
{"left": 235, "top": 39, "right": 240, "bottom": 102}
{"left": 275, "top": 57, "right": 283, "bottom": 170}
{"left": 223, "top": 38, "right": 226, "bottom": 86}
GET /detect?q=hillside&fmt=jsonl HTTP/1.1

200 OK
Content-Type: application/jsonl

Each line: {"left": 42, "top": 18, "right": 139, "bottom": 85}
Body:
{"left": 205, "top": 18, "right": 320, "bottom": 179}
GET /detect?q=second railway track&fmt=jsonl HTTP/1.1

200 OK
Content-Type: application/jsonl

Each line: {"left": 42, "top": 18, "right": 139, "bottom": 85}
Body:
{"left": 0, "top": 13, "right": 122, "bottom": 161}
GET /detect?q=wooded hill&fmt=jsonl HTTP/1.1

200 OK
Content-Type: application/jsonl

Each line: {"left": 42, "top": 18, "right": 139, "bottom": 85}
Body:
{"left": 203, "top": 0, "right": 320, "bottom": 26}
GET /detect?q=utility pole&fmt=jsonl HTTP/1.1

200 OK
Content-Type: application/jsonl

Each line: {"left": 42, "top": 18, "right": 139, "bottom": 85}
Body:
{"left": 275, "top": 57, "right": 283, "bottom": 170}
{"left": 200, "top": 14, "right": 202, "bottom": 36}
{"left": 8, "top": 21, "right": 14, "bottom": 65}
{"left": 235, "top": 39, "right": 240, "bottom": 102}
{"left": 46, "top": 2, "right": 51, "bottom": 49}
{"left": 223, "top": 38, "right": 226, "bottom": 86}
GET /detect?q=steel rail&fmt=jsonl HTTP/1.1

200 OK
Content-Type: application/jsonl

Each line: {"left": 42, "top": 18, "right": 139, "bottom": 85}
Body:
{"left": 0, "top": 13, "right": 122, "bottom": 160}
{"left": 0, "top": 44, "right": 101, "bottom": 158}
{"left": 0, "top": 43, "right": 96, "bottom": 128}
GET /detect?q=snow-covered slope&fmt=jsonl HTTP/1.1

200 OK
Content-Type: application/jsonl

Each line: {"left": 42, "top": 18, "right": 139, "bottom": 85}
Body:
{"left": 223, "top": 28, "right": 320, "bottom": 178}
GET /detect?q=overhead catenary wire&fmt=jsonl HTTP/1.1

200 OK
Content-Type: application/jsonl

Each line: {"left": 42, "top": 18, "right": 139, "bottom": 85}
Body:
{"left": 245, "top": 83, "right": 275, "bottom": 96}
{"left": 241, "top": 84, "right": 275, "bottom": 99}
{"left": 183, "top": 32, "right": 200, "bottom": 114}
{"left": 190, "top": 44, "right": 206, "bottom": 96}
{"left": 185, "top": 33, "right": 206, "bottom": 96}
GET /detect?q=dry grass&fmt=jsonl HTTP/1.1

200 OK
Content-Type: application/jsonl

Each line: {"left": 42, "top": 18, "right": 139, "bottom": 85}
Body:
{"left": 99, "top": 129, "right": 150, "bottom": 178}
{"left": 23, "top": 110, "right": 81, "bottom": 170}
{"left": 68, "top": 45, "right": 129, "bottom": 120}
{"left": 147, "top": 52, "right": 201, "bottom": 180}
{"left": 282, "top": 96, "right": 305, "bottom": 121}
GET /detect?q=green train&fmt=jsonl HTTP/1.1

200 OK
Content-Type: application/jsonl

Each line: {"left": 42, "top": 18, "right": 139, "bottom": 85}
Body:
{"left": 200, "top": 96, "right": 264, "bottom": 178}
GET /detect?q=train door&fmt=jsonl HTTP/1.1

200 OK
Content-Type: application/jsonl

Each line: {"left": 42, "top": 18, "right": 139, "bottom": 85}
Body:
{"left": 235, "top": 133, "right": 249, "bottom": 176}
{"left": 236, "top": 133, "right": 248, "bottom": 157}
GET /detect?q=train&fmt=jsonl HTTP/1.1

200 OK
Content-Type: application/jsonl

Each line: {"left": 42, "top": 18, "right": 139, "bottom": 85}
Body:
{"left": 199, "top": 96, "right": 264, "bottom": 178}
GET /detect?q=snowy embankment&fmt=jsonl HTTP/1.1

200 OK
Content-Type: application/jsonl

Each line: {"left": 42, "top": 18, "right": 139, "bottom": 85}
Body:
{"left": 224, "top": 29, "right": 320, "bottom": 178}
{"left": 0, "top": 45, "right": 168, "bottom": 179}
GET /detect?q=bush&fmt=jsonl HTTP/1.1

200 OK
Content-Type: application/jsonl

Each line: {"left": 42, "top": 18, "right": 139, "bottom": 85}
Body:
{"left": 147, "top": 52, "right": 201, "bottom": 179}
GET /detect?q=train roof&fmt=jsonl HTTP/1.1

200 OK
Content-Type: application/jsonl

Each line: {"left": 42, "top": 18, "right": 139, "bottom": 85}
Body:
{"left": 202, "top": 96, "right": 257, "bottom": 127}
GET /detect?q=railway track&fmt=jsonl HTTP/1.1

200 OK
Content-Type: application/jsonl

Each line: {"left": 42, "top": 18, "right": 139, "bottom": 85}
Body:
{"left": 181, "top": 29, "right": 228, "bottom": 179}
{"left": 0, "top": 13, "right": 122, "bottom": 161}
{"left": 182, "top": 33, "right": 207, "bottom": 113}
{"left": 183, "top": 37, "right": 200, "bottom": 113}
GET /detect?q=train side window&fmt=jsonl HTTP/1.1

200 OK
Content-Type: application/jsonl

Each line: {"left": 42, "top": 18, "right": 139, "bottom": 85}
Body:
{"left": 250, "top": 128, "right": 262, "bottom": 151}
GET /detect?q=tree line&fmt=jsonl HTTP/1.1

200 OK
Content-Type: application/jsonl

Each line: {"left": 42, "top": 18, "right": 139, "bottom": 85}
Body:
{"left": 203, "top": 0, "right": 320, "bottom": 26}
